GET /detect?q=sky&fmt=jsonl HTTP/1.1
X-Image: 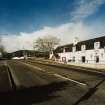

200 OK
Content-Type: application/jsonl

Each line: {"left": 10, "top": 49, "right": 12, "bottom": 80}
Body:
{"left": 0, "top": 0, "right": 105, "bottom": 52}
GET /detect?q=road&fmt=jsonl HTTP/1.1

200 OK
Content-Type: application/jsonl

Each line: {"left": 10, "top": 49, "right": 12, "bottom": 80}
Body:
{"left": 0, "top": 60, "right": 105, "bottom": 105}
{"left": 23, "top": 60, "right": 105, "bottom": 87}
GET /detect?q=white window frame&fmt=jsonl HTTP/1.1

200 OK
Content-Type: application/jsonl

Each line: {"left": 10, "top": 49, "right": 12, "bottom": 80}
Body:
{"left": 81, "top": 45, "right": 86, "bottom": 51}
{"left": 94, "top": 42, "right": 100, "bottom": 49}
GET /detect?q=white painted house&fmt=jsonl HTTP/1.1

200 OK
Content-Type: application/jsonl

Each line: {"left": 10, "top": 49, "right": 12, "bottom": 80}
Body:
{"left": 50, "top": 36, "right": 105, "bottom": 64}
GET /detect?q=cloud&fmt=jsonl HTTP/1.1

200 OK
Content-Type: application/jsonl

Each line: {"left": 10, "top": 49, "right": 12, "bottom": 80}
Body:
{"left": 1, "top": 21, "right": 99, "bottom": 52}
{"left": 1, "top": 0, "right": 105, "bottom": 52}
{"left": 71, "top": 0, "right": 105, "bottom": 21}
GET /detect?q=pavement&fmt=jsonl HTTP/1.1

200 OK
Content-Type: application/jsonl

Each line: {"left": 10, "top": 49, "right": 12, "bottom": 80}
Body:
{"left": 32, "top": 58, "right": 105, "bottom": 71}
{"left": 0, "top": 60, "right": 105, "bottom": 105}
{"left": 0, "top": 61, "right": 12, "bottom": 92}
{"left": 67, "top": 62, "right": 105, "bottom": 71}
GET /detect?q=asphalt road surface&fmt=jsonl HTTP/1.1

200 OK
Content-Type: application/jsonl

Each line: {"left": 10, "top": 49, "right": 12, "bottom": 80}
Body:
{"left": 0, "top": 60, "right": 105, "bottom": 105}
{"left": 23, "top": 60, "right": 105, "bottom": 87}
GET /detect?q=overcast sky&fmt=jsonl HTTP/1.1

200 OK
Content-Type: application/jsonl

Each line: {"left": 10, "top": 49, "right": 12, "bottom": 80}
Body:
{"left": 0, "top": 0, "right": 105, "bottom": 52}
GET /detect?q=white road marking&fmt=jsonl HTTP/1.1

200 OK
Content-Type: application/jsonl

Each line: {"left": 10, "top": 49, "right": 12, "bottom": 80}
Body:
{"left": 21, "top": 61, "right": 87, "bottom": 87}
{"left": 54, "top": 74, "right": 87, "bottom": 86}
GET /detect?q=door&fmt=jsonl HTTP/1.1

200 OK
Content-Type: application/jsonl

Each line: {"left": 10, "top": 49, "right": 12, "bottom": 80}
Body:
{"left": 82, "top": 56, "right": 85, "bottom": 63}
{"left": 62, "top": 57, "right": 66, "bottom": 63}
{"left": 96, "top": 56, "right": 99, "bottom": 63}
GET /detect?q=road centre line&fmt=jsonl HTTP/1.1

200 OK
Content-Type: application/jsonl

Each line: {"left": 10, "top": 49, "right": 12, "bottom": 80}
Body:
{"left": 21, "top": 61, "right": 87, "bottom": 87}
{"left": 53, "top": 74, "right": 87, "bottom": 86}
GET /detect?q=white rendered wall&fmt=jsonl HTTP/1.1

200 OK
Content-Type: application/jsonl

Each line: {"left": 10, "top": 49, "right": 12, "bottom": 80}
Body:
{"left": 57, "top": 48, "right": 105, "bottom": 64}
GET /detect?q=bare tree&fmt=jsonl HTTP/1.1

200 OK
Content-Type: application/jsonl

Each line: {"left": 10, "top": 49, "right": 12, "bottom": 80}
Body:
{"left": 0, "top": 37, "right": 5, "bottom": 54}
{"left": 33, "top": 35, "right": 60, "bottom": 52}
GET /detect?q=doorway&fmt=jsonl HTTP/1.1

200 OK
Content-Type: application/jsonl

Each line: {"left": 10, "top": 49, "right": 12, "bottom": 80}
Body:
{"left": 62, "top": 57, "right": 66, "bottom": 63}
{"left": 96, "top": 56, "right": 99, "bottom": 63}
{"left": 82, "top": 56, "right": 85, "bottom": 63}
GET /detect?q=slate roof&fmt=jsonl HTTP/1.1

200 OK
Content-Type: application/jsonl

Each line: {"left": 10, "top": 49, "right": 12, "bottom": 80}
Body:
{"left": 55, "top": 36, "right": 105, "bottom": 53}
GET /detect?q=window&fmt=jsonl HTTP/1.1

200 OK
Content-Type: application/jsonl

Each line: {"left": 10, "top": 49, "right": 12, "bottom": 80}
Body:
{"left": 94, "top": 42, "right": 100, "bottom": 49}
{"left": 81, "top": 45, "right": 86, "bottom": 51}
